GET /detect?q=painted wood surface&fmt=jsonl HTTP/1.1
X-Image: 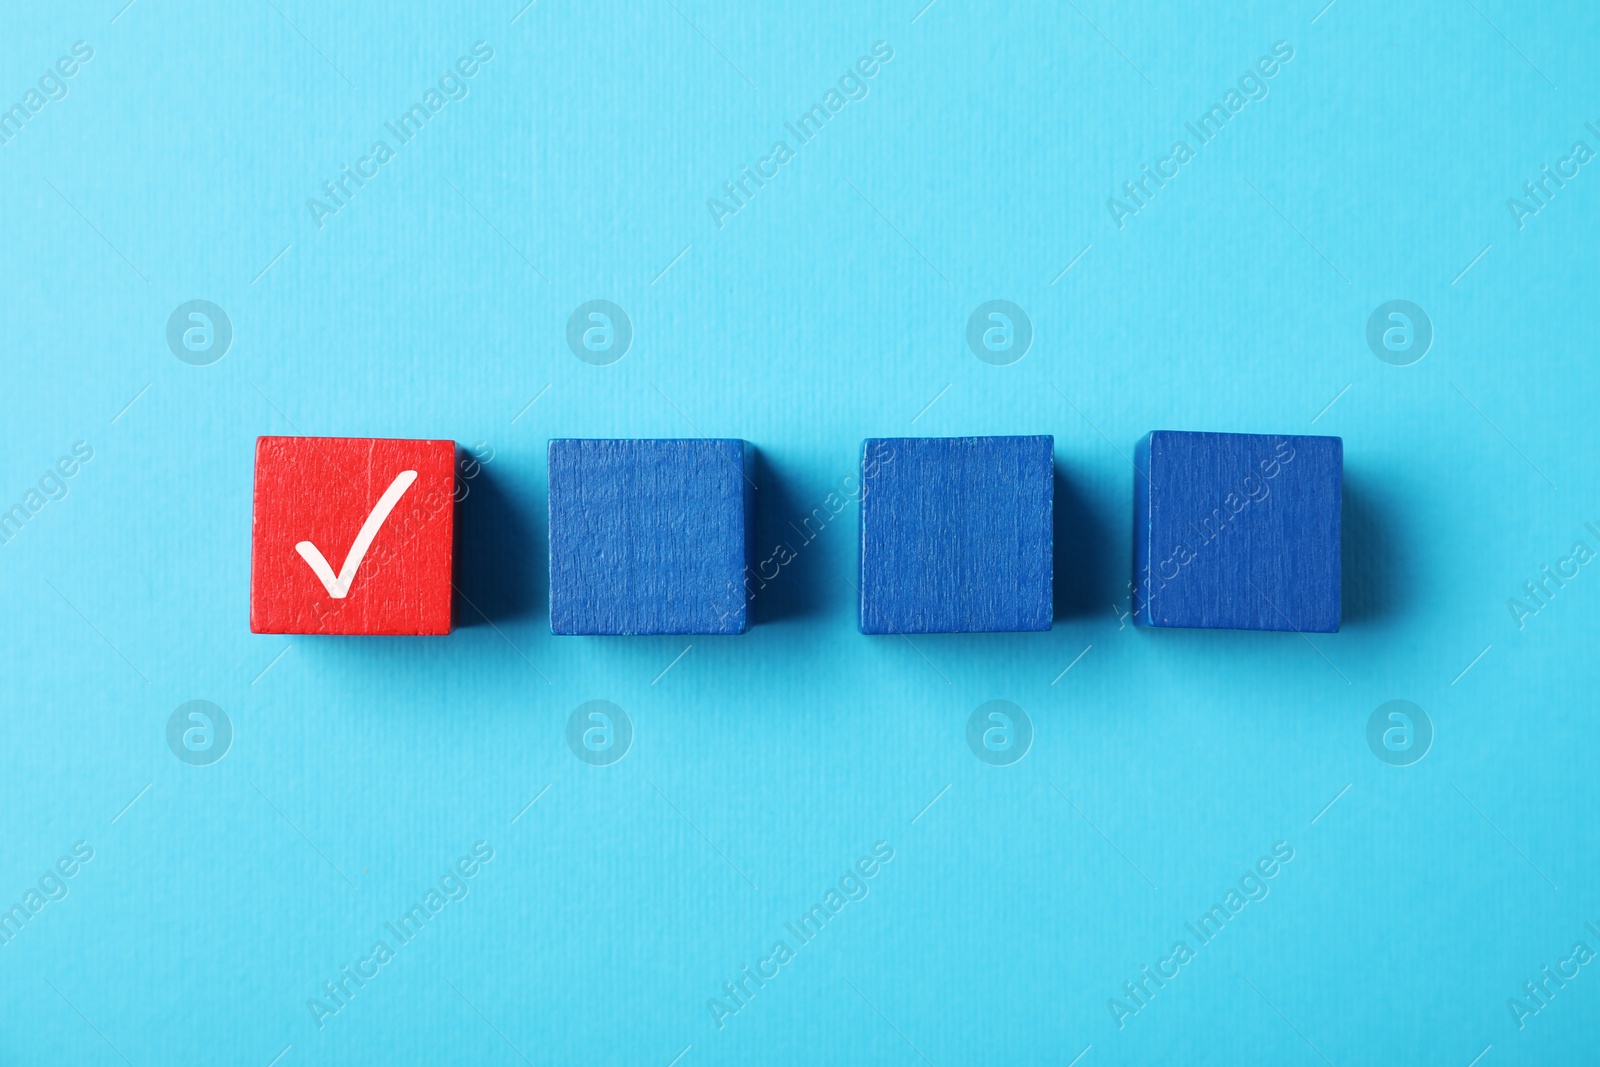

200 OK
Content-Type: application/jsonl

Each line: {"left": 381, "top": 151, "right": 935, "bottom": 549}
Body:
{"left": 250, "top": 436, "right": 456, "bottom": 635}
{"left": 858, "top": 436, "right": 1053, "bottom": 634}
{"left": 548, "top": 438, "right": 752, "bottom": 635}
{"left": 1134, "top": 430, "right": 1342, "bottom": 632}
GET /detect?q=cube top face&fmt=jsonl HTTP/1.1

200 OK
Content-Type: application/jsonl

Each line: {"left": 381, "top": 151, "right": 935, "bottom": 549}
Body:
{"left": 858, "top": 436, "right": 1053, "bottom": 634}
{"left": 548, "top": 439, "right": 752, "bottom": 636}
{"left": 250, "top": 436, "right": 456, "bottom": 635}
{"left": 1135, "top": 430, "right": 1341, "bottom": 632}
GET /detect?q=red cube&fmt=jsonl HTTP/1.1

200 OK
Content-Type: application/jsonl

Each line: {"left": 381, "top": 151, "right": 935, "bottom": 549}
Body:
{"left": 250, "top": 436, "right": 456, "bottom": 635}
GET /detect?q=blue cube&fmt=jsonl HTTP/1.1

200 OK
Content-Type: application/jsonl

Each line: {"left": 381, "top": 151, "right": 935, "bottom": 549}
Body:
{"left": 548, "top": 439, "right": 752, "bottom": 635}
{"left": 1134, "top": 431, "right": 1341, "bottom": 632}
{"left": 858, "top": 436, "right": 1053, "bottom": 634}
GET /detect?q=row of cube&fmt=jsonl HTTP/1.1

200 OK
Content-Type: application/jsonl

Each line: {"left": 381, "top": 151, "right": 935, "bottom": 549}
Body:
{"left": 249, "top": 432, "right": 1342, "bottom": 636}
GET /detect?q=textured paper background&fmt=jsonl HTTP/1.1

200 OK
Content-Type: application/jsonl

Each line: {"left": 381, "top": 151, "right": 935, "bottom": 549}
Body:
{"left": 2, "top": 1, "right": 1598, "bottom": 1063}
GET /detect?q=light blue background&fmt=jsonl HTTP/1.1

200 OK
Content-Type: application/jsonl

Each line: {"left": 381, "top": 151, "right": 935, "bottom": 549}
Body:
{"left": 3, "top": 0, "right": 1598, "bottom": 1063}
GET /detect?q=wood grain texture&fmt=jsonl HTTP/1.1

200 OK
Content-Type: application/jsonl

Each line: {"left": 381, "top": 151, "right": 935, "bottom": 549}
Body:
{"left": 858, "top": 436, "right": 1053, "bottom": 634}
{"left": 249, "top": 436, "right": 456, "bottom": 635}
{"left": 548, "top": 439, "right": 752, "bottom": 635}
{"left": 1134, "top": 430, "right": 1341, "bottom": 632}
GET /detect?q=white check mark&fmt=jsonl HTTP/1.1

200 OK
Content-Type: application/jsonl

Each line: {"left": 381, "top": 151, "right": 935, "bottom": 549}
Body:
{"left": 295, "top": 470, "right": 418, "bottom": 599}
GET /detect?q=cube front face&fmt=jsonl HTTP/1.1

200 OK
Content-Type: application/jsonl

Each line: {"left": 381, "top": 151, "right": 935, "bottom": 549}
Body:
{"left": 250, "top": 436, "right": 456, "bottom": 635}
{"left": 548, "top": 439, "right": 752, "bottom": 636}
{"left": 858, "top": 436, "right": 1053, "bottom": 634}
{"left": 1134, "top": 431, "right": 1341, "bottom": 632}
